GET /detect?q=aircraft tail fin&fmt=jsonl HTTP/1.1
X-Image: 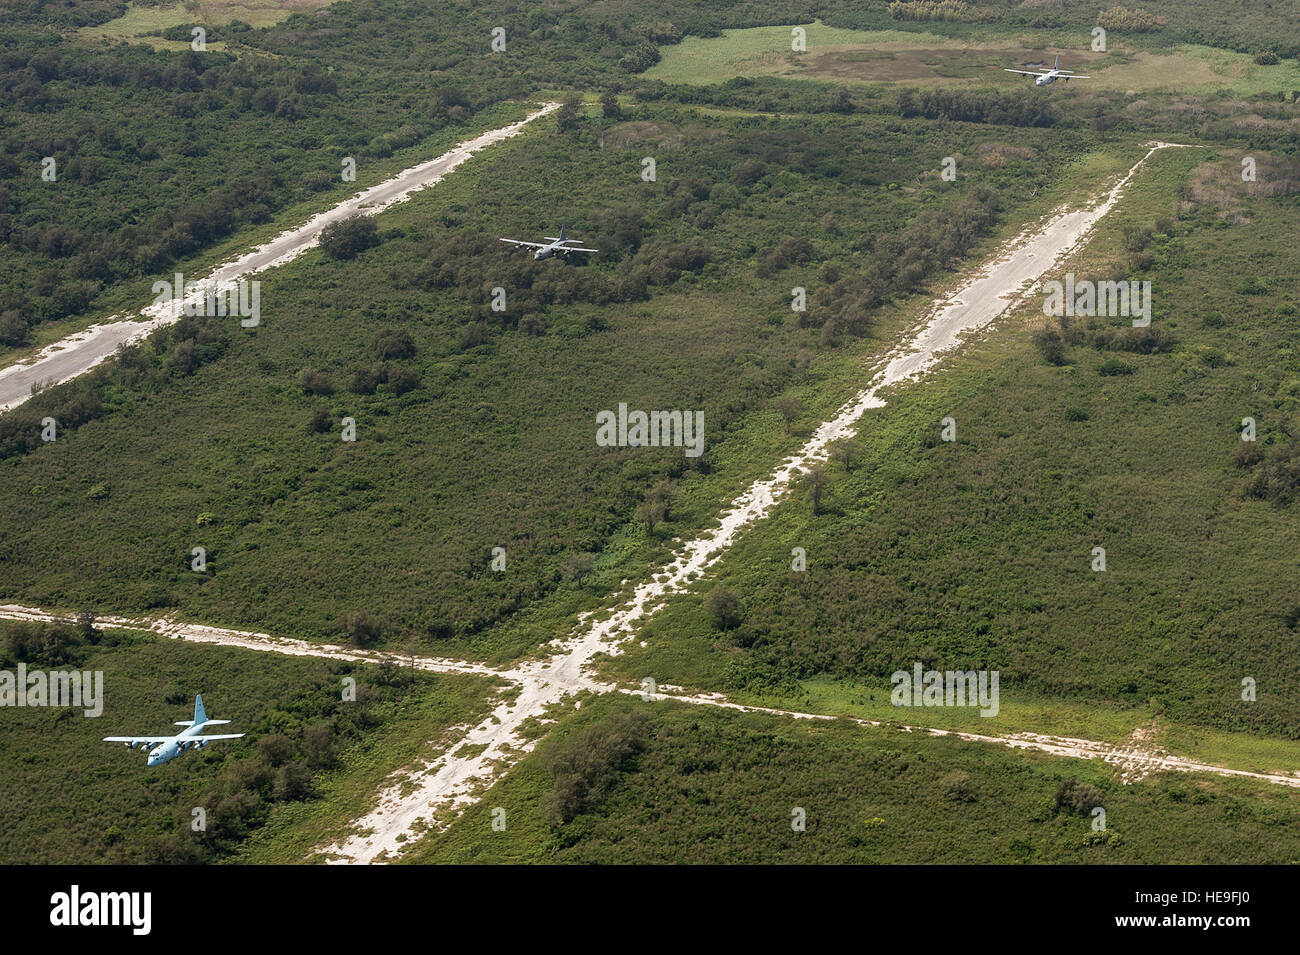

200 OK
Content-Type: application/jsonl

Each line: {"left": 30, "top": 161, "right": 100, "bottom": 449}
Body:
{"left": 560, "top": 223, "right": 566, "bottom": 241}
{"left": 194, "top": 694, "right": 208, "bottom": 726}
{"left": 1053, "top": 54, "right": 1059, "bottom": 70}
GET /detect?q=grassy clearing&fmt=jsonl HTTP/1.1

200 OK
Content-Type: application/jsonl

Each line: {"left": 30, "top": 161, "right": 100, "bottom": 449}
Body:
{"left": 647, "top": 20, "right": 1300, "bottom": 94}
{"left": 78, "top": 0, "right": 338, "bottom": 45}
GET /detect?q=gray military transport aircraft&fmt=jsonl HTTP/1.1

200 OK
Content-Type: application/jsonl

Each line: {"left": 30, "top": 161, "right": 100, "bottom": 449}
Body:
{"left": 499, "top": 224, "right": 598, "bottom": 260}
{"left": 104, "top": 694, "right": 244, "bottom": 766}
{"left": 1005, "top": 55, "right": 1091, "bottom": 86}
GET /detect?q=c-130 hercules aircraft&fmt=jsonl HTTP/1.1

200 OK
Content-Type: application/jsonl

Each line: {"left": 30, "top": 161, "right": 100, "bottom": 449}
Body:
{"left": 1005, "top": 55, "right": 1091, "bottom": 86}
{"left": 103, "top": 694, "right": 244, "bottom": 766}
{"left": 499, "top": 224, "right": 598, "bottom": 260}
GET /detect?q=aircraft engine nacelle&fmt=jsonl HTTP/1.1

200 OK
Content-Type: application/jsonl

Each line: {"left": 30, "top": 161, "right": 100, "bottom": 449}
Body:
{"left": 194, "top": 740, "right": 208, "bottom": 750}
{"left": 123, "top": 742, "right": 132, "bottom": 748}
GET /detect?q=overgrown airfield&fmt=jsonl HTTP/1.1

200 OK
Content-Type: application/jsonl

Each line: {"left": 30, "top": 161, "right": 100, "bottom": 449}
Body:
{"left": 647, "top": 21, "right": 1300, "bottom": 94}
{"left": 2, "top": 0, "right": 1299, "bottom": 866}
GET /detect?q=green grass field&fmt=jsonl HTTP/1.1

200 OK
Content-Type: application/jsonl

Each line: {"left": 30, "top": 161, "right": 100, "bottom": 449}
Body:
{"left": 646, "top": 21, "right": 1300, "bottom": 94}
{"left": 78, "top": 0, "right": 339, "bottom": 45}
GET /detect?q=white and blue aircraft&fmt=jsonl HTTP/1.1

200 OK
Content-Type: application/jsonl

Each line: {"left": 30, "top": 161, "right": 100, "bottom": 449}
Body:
{"left": 499, "top": 224, "right": 598, "bottom": 261}
{"left": 104, "top": 694, "right": 244, "bottom": 766}
{"left": 1005, "top": 55, "right": 1091, "bottom": 86}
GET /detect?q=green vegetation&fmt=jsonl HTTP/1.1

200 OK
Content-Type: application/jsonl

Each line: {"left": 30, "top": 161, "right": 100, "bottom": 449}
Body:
{"left": 603, "top": 143, "right": 1300, "bottom": 752}
{"left": 0, "top": 103, "right": 1096, "bottom": 662}
{"left": 406, "top": 696, "right": 1300, "bottom": 863}
{"left": 6, "top": 0, "right": 1300, "bottom": 866}
{"left": 0, "top": 618, "right": 500, "bottom": 863}
{"left": 644, "top": 18, "right": 1300, "bottom": 94}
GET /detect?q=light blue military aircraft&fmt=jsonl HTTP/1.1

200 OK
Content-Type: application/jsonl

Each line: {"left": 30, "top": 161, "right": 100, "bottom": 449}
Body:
{"left": 104, "top": 694, "right": 244, "bottom": 766}
{"left": 499, "top": 224, "right": 598, "bottom": 261}
{"left": 1005, "top": 55, "right": 1091, "bottom": 86}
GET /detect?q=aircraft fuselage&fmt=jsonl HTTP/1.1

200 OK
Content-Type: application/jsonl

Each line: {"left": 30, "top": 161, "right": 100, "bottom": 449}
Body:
{"left": 147, "top": 723, "right": 209, "bottom": 766}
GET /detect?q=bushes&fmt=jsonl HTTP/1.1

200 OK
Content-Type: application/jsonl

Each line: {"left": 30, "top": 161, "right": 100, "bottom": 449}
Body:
{"left": 1033, "top": 327, "right": 1068, "bottom": 366}
{"left": 1097, "top": 357, "right": 1135, "bottom": 376}
{"left": 384, "top": 366, "right": 420, "bottom": 395}
{"left": 898, "top": 88, "right": 1056, "bottom": 127}
{"left": 0, "top": 620, "right": 85, "bottom": 668}
{"left": 349, "top": 364, "right": 387, "bottom": 395}
{"left": 1244, "top": 442, "right": 1300, "bottom": 504}
{"left": 555, "top": 96, "right": 582, "bottom": 133}
{"left": 756, "top": 236, "right": 812, "bottom": 278}
{"left": 619, "top": 43, "right": 660, "bottom": 74}
{"left": 1090, "top": 325, "right": 1175, "bottom": 354}
{"left": 1055, "top": 780, "right": 1105, "bottom": 816}
{"left": 372, "top": 328, "right": 416, "bottom": 361}
{"left": 319, "top": 216, "right": 379, "bottom": 260}
{"left": 942, "top": 771, "right": 978, "bottom": 802}
{"left": 1097, "top": 6, "right": 1168, "bottom": 32}
{"left": 704, "top": 586, "right": 743, "bottom": 631}
{"left": 340, "top": 610, "right": 383, "bottom": 646}
{"left": 542, "top": 712, "right": 646, "bottom": 827}
{"left": 1234, "top": 441, "right": 1264, "bottom": 468}
{"left": 889, "top": 1, "right": 996, "bottom": 24}
{"left": 298, "top": 367, "right": 334, "bottom": 395}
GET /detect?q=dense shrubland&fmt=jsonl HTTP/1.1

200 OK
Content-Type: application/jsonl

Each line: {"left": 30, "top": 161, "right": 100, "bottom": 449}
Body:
{"left": 0, "top": 104, "right": 1078, "bottom": 656}
{"left": 407, "top": 698, "right": 1300, "bottom": 863}
{"left": 615, "top": 166, "right": 1300, "bottom": 738}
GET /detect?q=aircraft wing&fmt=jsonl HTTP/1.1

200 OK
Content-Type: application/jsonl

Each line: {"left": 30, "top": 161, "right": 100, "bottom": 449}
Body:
{"left": 190, "top": 734, "right": 244, "bottom": 741}
{"left": 103, "top": 736, "right": 171, "bottom": 745}
{"left": 1004, "top": 69, "right": 1045, "bottom": 76}
{"left": 559, "top": 246, "right": 599, "bottom": 254}
{"left": 499, "top": 238, "right": 547, "bottom": 249}
{"left": 1064, "top": 74, "right": 1090, "bottom": 78}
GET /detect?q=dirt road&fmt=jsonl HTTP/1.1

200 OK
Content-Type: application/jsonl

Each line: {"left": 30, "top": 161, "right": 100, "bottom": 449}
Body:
{"left": 0, "top": 103, "right": 559, "bottom": 413}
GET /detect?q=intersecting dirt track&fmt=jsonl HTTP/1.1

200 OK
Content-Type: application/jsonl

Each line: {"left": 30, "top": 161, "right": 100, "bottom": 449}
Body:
{"left": 12, "top": 140, "right": 1279, "bottom": 864}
